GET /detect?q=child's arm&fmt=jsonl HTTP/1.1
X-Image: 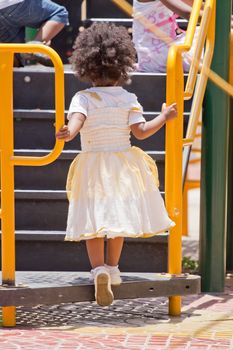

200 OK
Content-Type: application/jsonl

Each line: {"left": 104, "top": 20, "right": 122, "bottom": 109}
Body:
{"left": 56, "top": 113, "right": 86, "bottom": 142}
{"left": 130, "top": 103, "right": 177, "bottom": 140}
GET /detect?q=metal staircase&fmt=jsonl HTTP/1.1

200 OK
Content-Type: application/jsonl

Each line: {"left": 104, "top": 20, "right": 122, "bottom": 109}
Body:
{"left": 0, "top": 0, "right": 217, "bottom": 327}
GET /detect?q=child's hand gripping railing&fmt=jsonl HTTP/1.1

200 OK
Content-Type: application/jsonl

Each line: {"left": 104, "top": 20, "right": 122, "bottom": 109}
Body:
{"left": 166, "top": 0, "right": 216, "bottom": 315}
{"left": 0, "top": 44, "right": 64, "bottom": 326}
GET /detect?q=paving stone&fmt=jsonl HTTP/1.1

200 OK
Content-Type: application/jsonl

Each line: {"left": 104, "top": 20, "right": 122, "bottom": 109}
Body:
{"left": 0, "top": 277, "right": 232, "bottom": 349}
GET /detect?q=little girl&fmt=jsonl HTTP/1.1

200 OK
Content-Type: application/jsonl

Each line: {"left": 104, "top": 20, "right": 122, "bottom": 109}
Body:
{"left": 133, "top": 0, "right": 202, "bottom": 72}
{"left": 56, "top": 22, "right": 177, "bottom": 307}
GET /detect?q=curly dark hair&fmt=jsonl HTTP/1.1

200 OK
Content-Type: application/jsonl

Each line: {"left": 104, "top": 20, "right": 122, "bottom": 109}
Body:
{"left": 70, "top": 22, "right": 136, "bottom": 85}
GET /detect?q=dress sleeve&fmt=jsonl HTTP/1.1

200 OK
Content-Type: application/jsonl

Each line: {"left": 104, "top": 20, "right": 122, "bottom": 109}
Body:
{"left": 67, "top": 92, "right": 88, "bottom": 120}
{"left": 128, "top": 95, "right": 146, "bottom": 126}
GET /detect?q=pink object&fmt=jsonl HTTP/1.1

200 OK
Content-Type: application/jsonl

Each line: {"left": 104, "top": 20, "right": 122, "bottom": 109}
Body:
{"left": 133, "top": 0, "right": 199, "bottom": 72}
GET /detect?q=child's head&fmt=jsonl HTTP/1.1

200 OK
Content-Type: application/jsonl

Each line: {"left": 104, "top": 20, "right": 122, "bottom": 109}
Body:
{"left": 70, "top": 22, "right": 136, "bottom": 86}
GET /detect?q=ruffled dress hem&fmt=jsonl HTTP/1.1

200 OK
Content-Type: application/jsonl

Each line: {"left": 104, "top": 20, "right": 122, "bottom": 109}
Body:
{"left": 64, "top": 222, "right": 175, "bottom": 242}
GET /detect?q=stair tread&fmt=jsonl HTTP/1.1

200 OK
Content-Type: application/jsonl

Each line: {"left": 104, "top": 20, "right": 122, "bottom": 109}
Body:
{"left": 14, "top": 149, "right": 165, "bottom": 158}
{"left": 12, "top": 230, "right": 168, "bottom": 243}
{"left": 14, "top": 189, "right": 165, "bottom": 197}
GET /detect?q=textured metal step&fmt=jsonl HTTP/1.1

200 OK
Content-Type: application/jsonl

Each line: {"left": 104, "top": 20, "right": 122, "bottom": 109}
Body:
{"left": 0, "top": 271, "right": 200, "bottom": 307}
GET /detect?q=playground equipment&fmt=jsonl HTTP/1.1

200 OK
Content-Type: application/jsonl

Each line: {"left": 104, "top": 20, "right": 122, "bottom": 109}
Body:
{"left": 0, "top": 0, "right": 227, "bottom": 327}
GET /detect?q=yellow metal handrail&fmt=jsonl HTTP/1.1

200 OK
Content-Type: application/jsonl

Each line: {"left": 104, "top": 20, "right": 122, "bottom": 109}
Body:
{"left": 0, "top": 44, "right": 64, "bottom": 326}
{"left": 0, "top": 44, "right": 64, "bottom": 165}
{"left": 166, "top": 0, "right": 216, "bottom": 315}
{"left": 111, "top": 0, "right": 132, "bottom": 16}
{"left": 185, "top": 3, "right": 215, "bottom": 141}
{"left": 184, "top": 5, "right": 210, "bottom": 98}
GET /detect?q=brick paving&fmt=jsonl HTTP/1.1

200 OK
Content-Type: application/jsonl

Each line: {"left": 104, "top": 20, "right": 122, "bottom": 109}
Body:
{"left": 0, "top": 275, "right": 233, "bottom": 349}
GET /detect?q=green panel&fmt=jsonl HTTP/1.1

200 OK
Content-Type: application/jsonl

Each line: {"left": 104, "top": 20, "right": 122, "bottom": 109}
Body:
{"left": 199, "top": 0, "right": 231, "bottom": 292}
{"left": 227, "top": 97, "right": 233, "bottom": 272}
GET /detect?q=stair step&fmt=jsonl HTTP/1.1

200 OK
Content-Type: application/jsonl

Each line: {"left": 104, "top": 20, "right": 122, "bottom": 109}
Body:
{"left": 0, "top": 231, "right": 168, "bottom": 272}
{"left": 0, "top": 271, "right": 200, "bottom": 306}
{"left": 15, "top": 190, "right": 67, "bottom": 230}
{"left": 13, "top": 66, "right": 192, "bottom": 111}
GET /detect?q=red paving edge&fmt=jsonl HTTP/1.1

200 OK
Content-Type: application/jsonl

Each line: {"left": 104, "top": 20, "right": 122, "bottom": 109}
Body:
{"left": 0, "top": 277, "right": 233, "bottom": 349}
{"left": 0, "top": 330, "right": 232, "bottom": 349}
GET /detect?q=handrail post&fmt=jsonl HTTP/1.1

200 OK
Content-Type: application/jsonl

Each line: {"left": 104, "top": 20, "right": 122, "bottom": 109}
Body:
{"left": 0, "top": 51, "right": 16, "bottom": 326}
{"left": 166, "top": 46, "right": 184, "bottom": 316}
{"left": 0, "top": 43, "right": 64, "bottom": 327}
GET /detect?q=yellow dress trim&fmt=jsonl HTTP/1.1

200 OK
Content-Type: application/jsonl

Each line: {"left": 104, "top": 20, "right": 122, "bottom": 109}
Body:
{"left": 64, "top": 226, "right": 173, "bottom": 242}
{"left": 130, "top": 107, "right": 141, "bottom": 112}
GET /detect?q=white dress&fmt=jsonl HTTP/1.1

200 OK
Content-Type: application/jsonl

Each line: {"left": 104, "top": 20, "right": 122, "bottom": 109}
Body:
{"left": 65, "top": 86, "right": 175, "bottom": 241}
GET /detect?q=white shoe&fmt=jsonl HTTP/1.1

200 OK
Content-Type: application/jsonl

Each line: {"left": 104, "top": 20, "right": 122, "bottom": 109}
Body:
{"left": 104, "top": 264, "right": 122, "bottom": 285}
{"left": 91, "top": 266, "right": 114, "bottom": 306}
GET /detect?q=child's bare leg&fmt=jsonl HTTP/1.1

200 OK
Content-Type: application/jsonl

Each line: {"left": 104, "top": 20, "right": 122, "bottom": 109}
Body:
{"left": 106, "top": 237, "right": 124, "bottom": 266}
{"left": 86, "top": 238, "right": 105, "bottom": 268}
{"left": 87, "top": 238, "right": 114, "bottom": 306}
{"left": 35, "top": 21, "right": 65, "bottom": 44}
